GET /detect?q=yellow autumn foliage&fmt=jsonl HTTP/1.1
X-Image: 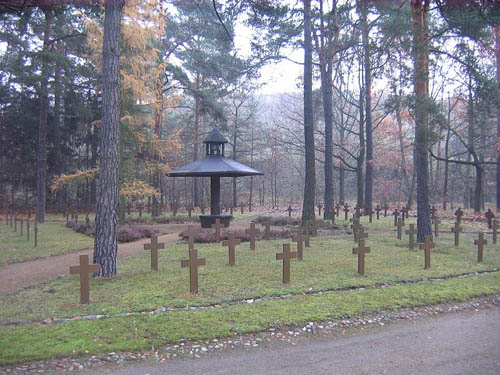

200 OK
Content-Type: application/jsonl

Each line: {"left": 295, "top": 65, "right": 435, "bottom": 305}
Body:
{"left": 50, "top": 168, "right": 99, "bottom": 192}
{"left": 120, "top": 179, "right": 159, "bottom": 198}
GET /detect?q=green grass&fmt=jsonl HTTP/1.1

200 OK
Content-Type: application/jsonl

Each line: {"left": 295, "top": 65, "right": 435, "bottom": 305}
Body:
{"left": 1, "top": 272, "right": 499, "bottom": 365}
{"left": 1, "top": 230, "right": 498, "bottom": 325}
{"left": 0, "top": 222, "right": 93, "bottom": 266}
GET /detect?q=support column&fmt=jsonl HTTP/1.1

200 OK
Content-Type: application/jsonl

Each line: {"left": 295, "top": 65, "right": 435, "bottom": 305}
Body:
{"left": 210, "top": 176, "right": 221, "bottom": 215}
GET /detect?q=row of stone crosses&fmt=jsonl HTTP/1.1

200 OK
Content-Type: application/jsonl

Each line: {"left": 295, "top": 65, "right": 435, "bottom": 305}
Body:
{"left": 69, "top": 204, "right": 498, "bottom": 305}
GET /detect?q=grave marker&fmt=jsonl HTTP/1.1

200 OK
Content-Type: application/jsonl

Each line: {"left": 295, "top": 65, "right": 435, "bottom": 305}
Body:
{"left": 375, "top": 205, "right": 381, "bottom": 220}
{"left": 292, "top": 229, "right": 306, "bottom": 260}
{"left": 317, "top": 203, "right": 322, "bottom": 217}
{"left": 222, "top": 232, "right": 241, "bottom": 266}
{"left": 343, "top": 204, "right": 350, "bottom": 221}
{"left": 432, "top": 217, "right": 441, "bottom": 238}
{"left": 245, "top": 223, "right": 260, "bottom": 250}
{"left": 396, "top": 218, "right": 405, "bottom": 240}
{"left": 335, "top": 204, "right": 340, "bottom": 217}
{"left": 287, "top": 205, "right": 293, "bottom": 217}
{"left": 69, "top": 255, "right": 99, "bottom": 304}
{"left": 400, "top": 206, "right": 407, "bottom": 222}
{"left": 276, "top": 243, "right": 297, "bottom": 284}
{"left": 474, "top": 232, "right": 487, "bottom": 263}
{"left": 351, "top": 218, "right": 361, "bottom": 243}
{"left": 454, "top": 208, "right": 463, "bottom": 223}
{"left": 405, "top": 224, "right": 416, "bottom": 250}
{"left": 355, "top": 226, "right": 368, "bottom": 244}
{"left": 393, "top": 209, "right": 399, "bottom": 227}
{"left": 211, "top": 218, "right": 223, "bottom": 242}
{"left": 419, "top": 235, "right": 435, "bottom": 269}
{"left": 181, "top": 249, "right": 206, "bottom": 295}
{"left": 431, "top": 205, "right": 437, "bottom": 219}
{"left": 485, "top": 209, "right": 495, "bottom": 229}
{"left": 144, "top": 235, "right": 165, "bottom": 271}
{"left": 186, "top": 225, "right": 196, "bottom": 250}
{"left": 264, "top": 218, "right": 272, "bottom": 240}
{"left": 353, "top": 239, "right": 370, "bottom": 276}
{"left": 451, "top": 221, "right": 463, "bottom": 247}
{"left": 383, "top": 204, "right": 389, "bottom": 217}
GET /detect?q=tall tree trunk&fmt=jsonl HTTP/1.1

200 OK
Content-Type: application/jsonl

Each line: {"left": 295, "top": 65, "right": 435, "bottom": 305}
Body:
{"left": 411, "top": 0, "right": 432, "bottom": 241}
{"left": 360, "top": 1, "right": 373, "bottom": 212}
{"left": 93, "top": 0, "right": 124, "bottom": 277}
{"left": 53, "top": 41, "right": 64, "bottom": 213}
{"left": 474, "top": 164, "right": 482, "bottom": 212}
{"left": 302, "top": 0, "right": 316, "bottom": 222}
{"left": 36, "top": 8, "right": 53, "bottom": 223}
{"left": 495, "top": 27, "right": 500, "bottom": 212}
{"left": 152, "top": 88, "right": 163, "bottom": 217}
{"left": 357, "top": 88, "right": 365, "bottom": 209}
{"left": 193, "top": 74, "right": 201, "bottom": 207}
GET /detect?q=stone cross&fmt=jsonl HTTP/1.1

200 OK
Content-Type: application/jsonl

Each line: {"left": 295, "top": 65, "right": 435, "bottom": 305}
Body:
{"left": 485, "top": 209, "right": 495, "bottom": 229}
{"left": 335, "top": 204, "right": 340, "bottom": 217}
{"left": 292, "top": 229, "right": 306, "bottom": 260}
{"left": 451, "top": 221, "right": 463, "bottom": 247}
{"left": 396, "top": 218, "right": 405, "bottom": 240}
{"left": 211, "top": 218, "right": 223, "bottom": 242}
{"left": 383, "top": 204, "right": 389, "bottom": 217}
{"left": 186, "top": 225, "right": 196, "bottom": 250}
{"left": 263, "top": 218, "right": 272, "bottom": 240}
{"left": 222, "top": 232, "right": 241, "bottom": 266}
{"left": 317, "top": 203, "right": 322, "bottom": 217}
{"left": 353, "top": 239, "right": 370, "bottom": 276}
{"left": 432, "top": 217, "right": 441, "bottom": 238}
{"left": 287, "top": 205, "right": 293, "bottom": 217}
{"left": 393, "top": 209, "right": 399, "bottom": 227}
{"left": 70, "top": 255, "right": 99, "bottom": 304}
{"left": 343, "top": 204, "right": 350, "bottom": 221}
{"left": 454, "top": 208, "right": 463, "bottom": 223}
{"left": 350, "top": 218, "right": 361, "bottom": 243}
{"left": 405, "top": 224, "right": 416, "bottom": 250}
{"left": 181, "top": 249, "right": 206, "bottom": 295}
{"left": 245, "top": 223, "right": 260, "bottom": 250}
{"left": 355, "top": 226, "right": 368, "bottom": 244}
{"left": 492, "top": 219, "right": 498, "bottom": 245}
{"left": 419, "top": 235, "right": 435, "bottom": 269}
{"left": 375, "top": 205, "right": 381, "bottom": 220}
{"left": 276, "top": 243, "right": 297, "bottom": 284}
{"left": 474, "top": 232, "right": 487, "bottom": 263}
{"left": 144, "top": 235, "right": 165, "bottom": 271}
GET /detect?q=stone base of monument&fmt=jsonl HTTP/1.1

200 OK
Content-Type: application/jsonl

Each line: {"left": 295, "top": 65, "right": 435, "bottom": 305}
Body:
{"left": 199, "top": 215, "right": 233, "bottom": 228}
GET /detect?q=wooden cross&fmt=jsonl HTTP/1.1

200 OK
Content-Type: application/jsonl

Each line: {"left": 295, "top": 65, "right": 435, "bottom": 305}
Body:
{"left": 350, "top": 218, "right": 361, "bottom": 243}
{"left": 335, "top": 204, "right": 340, "bottom": 217}
{"left": 474, "top": 232, "right": 487, "bottom": 263}
{"left": 353, "top": 239, "right": 370, "bottom": 276}
{"left": 451, "top": 221, "right": 463, "bottom": 247}
{"left": 492, "top": 219, "right": 498, "bottom": 245}
{"left": 405, "top": 223, "right": 416, "bottom": 250}
{"left": 485, "top": 209, "right": 495, "bottom": 229}
{"left": 393, "top": 209, "right": 399, "bottom": 227}
{"left": 317, "top": 203, "right": 322, "bottom": 217}
{"left": 400, "top": 206, "right": 406, "bottom": 222}
{"left": 383, "top": 204, "right": 389, "bottom": 217}
{"left": 144, "top": 235, "right": 165, "bottom": 271}
{"left": 181, "top": 249, "right": 206, "bottom": 295}
{"left": 355, "top": 225, "right": 368, "bottom": 244}
{"left": 211, "top": 218, "right": 223, "bottom": 242}
{"left": 287, "top": 205, "right": 293, "bottom": 217}
{"left": 292, "top": 229, "right": 306, "bottom": 260}
{"left": 186, "top": 225, "right": 196, "bottom": 250}
{"left": 263, "top": 218, "right": 272, "bottom": 240}
{"left": 454, "top": 208, "right": 463, "bottom": 223}
{"left": 276, "top": 243, "right": 297, "bottom": 284}
{"left": 70, "top": 255, "right": 99, "bottom": 304}
{"left": 432, "top": 217, "right": 441, "bottom": 238}
{"left": 396, "top": 218, "right": 405, "bottom": 240}
{"left": 419, "top": 235, "right": 435, "bottom": 269}
{"left": 245, "top": 223, "right": 260, "bottom": 250}
{"left": 222, "top": 232, "right": 241, "bottom": 266}
{"left": 375, "top": 205, "right": 381, "bottom": 220}
{"left": 343, "top": 204, "right": 350, "bottom": 221}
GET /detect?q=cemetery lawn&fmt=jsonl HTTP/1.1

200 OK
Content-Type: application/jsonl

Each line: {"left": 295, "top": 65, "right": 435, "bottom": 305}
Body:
{"left": 0, "top": 231, "right": 499, "bottom": 365}
{"left": 0, "top": 222, "right": 93, "bottom": 266}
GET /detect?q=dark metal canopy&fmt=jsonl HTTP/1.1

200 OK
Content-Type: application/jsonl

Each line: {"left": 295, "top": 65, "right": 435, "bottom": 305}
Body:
{"left": 168, "top": 128, "right": 263, "bottom": 178}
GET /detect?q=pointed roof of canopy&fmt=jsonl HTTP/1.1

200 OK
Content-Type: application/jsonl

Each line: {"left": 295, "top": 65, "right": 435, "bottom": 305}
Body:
{"left": 204, "top": 128, "right": 228, "bottom": 144}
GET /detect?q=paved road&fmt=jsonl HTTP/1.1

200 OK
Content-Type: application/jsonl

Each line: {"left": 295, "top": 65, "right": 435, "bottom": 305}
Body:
{"left": 84, "top": 307, "right": 500, "bottom": 375}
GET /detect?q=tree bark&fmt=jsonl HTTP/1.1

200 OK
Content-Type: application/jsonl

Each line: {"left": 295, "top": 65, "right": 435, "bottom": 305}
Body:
{"left": 357, "top": 88, "right": 365, "bottom": 209}
{"left": 193, "top": 74, "right": 201, "bottom": 207}
{"left": 93, "top": 0, "right": 124, "bottom": 277}
{"left": 53, "top": 41, "right": 64, "bottom": 213}
{"left": 411, "top": 0, "right": 432, "bottom": 242}
{"left": 495, "top": 27, "right": 500, "bottom": 212}
{"left": 302, "top": 0, "right": 316, "bottom": 223}
{"left": 36, "top": 8, "right": 53, "bottom": 223}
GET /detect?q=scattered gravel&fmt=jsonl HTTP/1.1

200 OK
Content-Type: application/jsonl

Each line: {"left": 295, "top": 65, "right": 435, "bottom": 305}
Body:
{"left": 1, "top": 294, "right": 499, "bottom": 375}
